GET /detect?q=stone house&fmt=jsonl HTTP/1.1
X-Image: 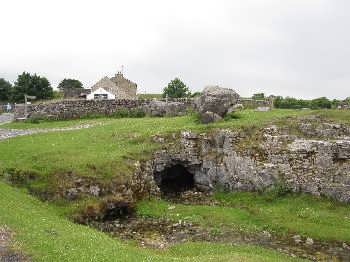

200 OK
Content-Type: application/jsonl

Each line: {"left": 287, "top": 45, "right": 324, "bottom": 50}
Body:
{"left": 89, "top": 72, "right": 137, "bottom": 100}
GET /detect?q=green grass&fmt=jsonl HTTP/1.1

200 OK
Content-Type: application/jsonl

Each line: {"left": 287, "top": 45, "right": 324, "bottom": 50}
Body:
{"left": 137, "top": 192, "right": 350, "bottom": 242}
{"left": 315, "top": 109, "right": 350, "bottom": 123}
{"left": 0, "top": 110, "right": 310, "bottom": 179}
{"left": 1, "top": 108, "right": 349, "bottom": 261}
{"left": 0, "top": 182, "right": 304, "bottom": 262}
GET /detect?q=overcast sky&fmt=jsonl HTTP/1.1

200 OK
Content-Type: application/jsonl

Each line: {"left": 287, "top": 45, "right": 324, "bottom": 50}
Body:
{"left": 0, "top": 0, "right": 349, "bottom": 98}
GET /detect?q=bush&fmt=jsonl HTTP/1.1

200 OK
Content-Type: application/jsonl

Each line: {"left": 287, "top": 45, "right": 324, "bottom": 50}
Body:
{"left": 274, "top": 96, "right": 332, "bottom": 109}
{"left": 162, "top": 78, "right": 191, "bottom": 98}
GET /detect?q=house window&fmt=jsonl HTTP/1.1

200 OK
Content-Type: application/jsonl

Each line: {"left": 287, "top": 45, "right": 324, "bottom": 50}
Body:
{"left": 94, "top": 94, "right": 108, "bottom": 100}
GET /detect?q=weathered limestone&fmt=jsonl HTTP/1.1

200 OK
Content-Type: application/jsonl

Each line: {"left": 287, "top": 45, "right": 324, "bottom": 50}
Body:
{"left": 195, "top": 86, "right": 240, "bottom": 123}
{"left": 146, "top": 118, "right": 350, "bottom": 203}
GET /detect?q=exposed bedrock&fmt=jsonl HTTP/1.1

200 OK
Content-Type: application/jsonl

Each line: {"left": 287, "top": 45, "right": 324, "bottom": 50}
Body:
{"left": 144, "top": 118, "right": 350, "bottom": 203}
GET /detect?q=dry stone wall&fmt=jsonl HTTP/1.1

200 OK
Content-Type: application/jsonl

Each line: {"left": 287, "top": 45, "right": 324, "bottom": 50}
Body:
{"left": 14, "top": 99, "right": 195, "bottom": 120}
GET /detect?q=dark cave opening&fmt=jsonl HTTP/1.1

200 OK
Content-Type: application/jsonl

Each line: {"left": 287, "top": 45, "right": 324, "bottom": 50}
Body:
{"left": 157, "top": 164, "right": 195, "bottom": 195}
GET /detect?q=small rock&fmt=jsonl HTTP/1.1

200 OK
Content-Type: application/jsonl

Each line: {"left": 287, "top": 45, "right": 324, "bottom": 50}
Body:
{"left": 262, "top": 230, "right": 271, "bottom": 239}
{"left": 292, "top": 235, "right": 302, "bottom": 244}
{"left": 305, "top": 237, "right": 314, "bottom": 245}
{"left": 200, "top": 111, "right": 222, "bottom": 124}
{"left": 65, "top": 188, "right": 79, "bottom": 200}
{"left": 89, "top": 185, "right": 101, "bottom": 197}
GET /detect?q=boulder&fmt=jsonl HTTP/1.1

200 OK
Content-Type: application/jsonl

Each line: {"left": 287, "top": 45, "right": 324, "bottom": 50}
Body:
{"left": 200, "top": 111, "right": 222, "bottom": 124}
{"left": 195, "top": 86, "right": 239, "bottom": 123}
{"left": 228, "top": 103, "right": 244, "bottom": 113}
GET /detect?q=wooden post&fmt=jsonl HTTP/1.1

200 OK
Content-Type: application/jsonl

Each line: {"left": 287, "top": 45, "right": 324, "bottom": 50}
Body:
{"left": 24, "top": 94, "right": 28, "bottom": 118}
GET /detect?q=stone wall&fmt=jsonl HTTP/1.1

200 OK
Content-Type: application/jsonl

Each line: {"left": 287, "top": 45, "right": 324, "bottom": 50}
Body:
{"left": 14, "top": 98, "right": 195, "bottom": 120}
{"left": 239, "top": 98, "right": 273, "bottom": 109}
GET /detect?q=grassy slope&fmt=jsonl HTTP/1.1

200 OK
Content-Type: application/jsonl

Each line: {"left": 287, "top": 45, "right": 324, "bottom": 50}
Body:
{"left": 0, "top": 110, "right": 309, "bottom": 178}
{"left": 0, "top": 182, "right": 304, "bottom": 262}
{"left": 1, "top": 109, "right": 349, "bottom": 261}
{"left": 137, "top": 192, "right": 350, "bottom": 242}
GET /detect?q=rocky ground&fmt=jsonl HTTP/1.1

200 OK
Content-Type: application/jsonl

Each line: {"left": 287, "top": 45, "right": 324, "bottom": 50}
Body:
{"left": 0, "top": 114, "right": 14, "bottom": 125}
{"left": 0, "top": 226, "right": 29, "bottom": 262}
{"left": 91, "top": 191, "right": 350, "bottom": 262}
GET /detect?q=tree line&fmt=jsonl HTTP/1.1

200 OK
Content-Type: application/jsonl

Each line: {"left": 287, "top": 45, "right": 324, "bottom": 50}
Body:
{"left": 0, "top": 73, "right": 83, "bottom": 103}
{"left": 273, "top": 96, "right": 337, "bottom": 109}
{"left": 1, "top": 73, "right": 348, "bottom": 108}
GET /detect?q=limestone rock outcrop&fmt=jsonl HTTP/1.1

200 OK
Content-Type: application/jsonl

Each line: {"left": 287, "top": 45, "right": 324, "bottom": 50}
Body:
{"left": 195, "top": 86, "right": 240, "bottom": 123}
{"left": 144, "top": 116, "right": 350, "bottom": 203}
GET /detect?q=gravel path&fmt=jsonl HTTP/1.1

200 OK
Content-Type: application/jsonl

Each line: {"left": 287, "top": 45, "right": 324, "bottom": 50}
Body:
{"left": 0, "top": 226, "right": 29, "bottom": 262}
{"left": 0, "top": 123, "right": 97, "bottom": 141}
{"left": 0, "top": 114, "right": 14, "bottom": 125}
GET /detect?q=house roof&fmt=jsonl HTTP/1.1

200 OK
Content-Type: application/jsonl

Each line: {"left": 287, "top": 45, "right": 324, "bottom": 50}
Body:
{"left": 90, "top": 77, "right": 118, "bottom": 94}
{"left": 90, "top": 87, "right": 114, "bottom": 95}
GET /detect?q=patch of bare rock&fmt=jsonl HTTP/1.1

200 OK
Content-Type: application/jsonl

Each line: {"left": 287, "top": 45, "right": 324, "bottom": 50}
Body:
{"left": 0, "top": 226, "right": 29, "bottom": 262}
{"left": 90, "top": 192, "right": 350, "bottom": 261}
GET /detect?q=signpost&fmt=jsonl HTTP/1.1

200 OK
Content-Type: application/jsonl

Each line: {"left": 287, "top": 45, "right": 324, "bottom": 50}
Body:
{"left": 24, "top": 94, "right": 36, "bottom": 118}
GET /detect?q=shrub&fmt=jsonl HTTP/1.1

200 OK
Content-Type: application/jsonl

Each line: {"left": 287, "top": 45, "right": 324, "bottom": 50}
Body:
{"left": 163, "top": 78, "right": 191, "bottom": 98}
{"left": 274, "top": 96, "right": 332, "bottom": 109}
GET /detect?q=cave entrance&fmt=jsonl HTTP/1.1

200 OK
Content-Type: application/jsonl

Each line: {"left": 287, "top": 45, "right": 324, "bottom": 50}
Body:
{"left": 158, "top": 164, "right": 195, "bottom": 196}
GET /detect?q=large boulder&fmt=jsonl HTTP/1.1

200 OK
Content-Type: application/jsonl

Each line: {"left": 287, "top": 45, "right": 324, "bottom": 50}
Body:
{"left": 195, "top": 86, "right": 240, "bottom": 123}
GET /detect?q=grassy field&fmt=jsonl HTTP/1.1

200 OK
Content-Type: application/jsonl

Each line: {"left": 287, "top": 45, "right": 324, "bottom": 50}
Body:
{"left": 1, "top": 109, "right": 350, "bottom": 261}
{"left": 0, "top": 110, "right": 310, "bottom": 179}
{"left": 0, "top": 182, "right": 304, "bottom": 262}
{"left": 137, "top": 192, "right": 350, "bottom": 242}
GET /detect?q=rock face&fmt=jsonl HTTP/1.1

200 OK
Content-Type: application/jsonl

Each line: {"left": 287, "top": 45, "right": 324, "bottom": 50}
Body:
{"left": 195, "top": 86, "right": 240, "bottom": 123}
{"left": 145, "top": 117, "right": 350, "bottom": 203}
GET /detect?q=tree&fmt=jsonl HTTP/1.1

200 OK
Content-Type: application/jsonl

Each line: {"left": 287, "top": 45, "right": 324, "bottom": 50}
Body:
{"left": 58, "top": 78, "right": 83, "bottom": 89}
{"left": 0, "top": 78, "right": 12, "bottom": 102}
{"left": 310, "top": 97, "right": 331, "bottom": 109}
{"left": 162, "top": 78, "right": 190, "bottom": 98}
{"left": 252, "top": 93, "right": 265, "bottom": 100}
{"left": 12, "top": 72, "right": 53, "bottom": 102}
